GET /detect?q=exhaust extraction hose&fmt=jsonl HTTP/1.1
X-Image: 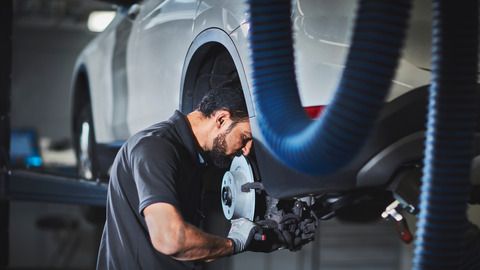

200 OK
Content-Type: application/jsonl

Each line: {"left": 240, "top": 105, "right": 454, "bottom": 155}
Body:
{"left": 247, "top": 0, "right": 412, "bottom": 175}
{"left": 413, "top": 1, "right": 479, "bottom": 269}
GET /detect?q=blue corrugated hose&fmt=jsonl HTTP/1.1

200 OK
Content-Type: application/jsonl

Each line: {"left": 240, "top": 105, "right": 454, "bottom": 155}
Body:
{"left": 413, "top": 1, "right": 479, "bottom": 269}
{"left": 247, "top": 0, "right": 412, "bottom": 175}
{"left": 249, "top": 0, "right": 479, "bottom": 267}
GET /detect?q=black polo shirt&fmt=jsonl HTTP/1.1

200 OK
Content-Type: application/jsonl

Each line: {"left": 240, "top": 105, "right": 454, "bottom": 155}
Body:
{"left": 97, "top": 111, "right": 207, "bottom": 270}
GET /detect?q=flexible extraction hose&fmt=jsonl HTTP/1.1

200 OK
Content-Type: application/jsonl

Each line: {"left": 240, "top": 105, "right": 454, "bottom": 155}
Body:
{"left": 247, "top": 0, "right": 412, "bottom": 175}
{"left": 413, "top": 1, "right": 478, "bottom": 269}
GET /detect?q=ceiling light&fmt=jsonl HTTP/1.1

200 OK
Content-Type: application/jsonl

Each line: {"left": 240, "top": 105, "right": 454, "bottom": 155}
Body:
{"left": 87, "top": 11, "right": 116, "bottom": 32}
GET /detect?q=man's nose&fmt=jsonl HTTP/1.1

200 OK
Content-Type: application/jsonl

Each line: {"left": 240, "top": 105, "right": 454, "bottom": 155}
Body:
{"left": 242, "top": 140, "right": 253, "bottom": 156}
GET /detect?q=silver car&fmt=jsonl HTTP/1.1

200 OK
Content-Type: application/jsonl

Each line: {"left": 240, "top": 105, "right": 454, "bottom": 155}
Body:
{"left": 71, "top": 0, "right": 432, "bottom": 209}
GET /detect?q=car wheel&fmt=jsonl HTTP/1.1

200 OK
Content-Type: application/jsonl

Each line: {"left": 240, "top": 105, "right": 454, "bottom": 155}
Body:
{"left": 75, "top": 104, "right": 97, "bottom": 180}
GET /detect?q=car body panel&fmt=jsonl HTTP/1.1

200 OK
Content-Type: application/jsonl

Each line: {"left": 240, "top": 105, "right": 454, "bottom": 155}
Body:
{"left": 126, "top": 0, "right": 198, "bottom": 134}
{"left": 179, "top": 28, "right": 255, "bottom": 117}
{"left": 194, "top": 0, "right": 248, "bottom": 36}
{"left": 74, "top": 13, "right": 123, "bottom": 142}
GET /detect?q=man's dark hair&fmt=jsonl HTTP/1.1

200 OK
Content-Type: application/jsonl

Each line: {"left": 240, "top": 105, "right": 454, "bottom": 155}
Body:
{"left": 197, "top": 87, "right": 249, "bottom": 122}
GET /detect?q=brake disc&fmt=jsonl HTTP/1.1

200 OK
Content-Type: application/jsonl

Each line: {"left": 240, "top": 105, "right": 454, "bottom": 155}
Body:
{"left": 221, "top": 156, "right": 256, "bottom": 221}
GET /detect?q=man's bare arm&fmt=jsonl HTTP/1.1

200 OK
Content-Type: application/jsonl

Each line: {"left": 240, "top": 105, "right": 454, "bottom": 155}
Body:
{"left": 144, "top": 202, "right": 234, "bottom": 261}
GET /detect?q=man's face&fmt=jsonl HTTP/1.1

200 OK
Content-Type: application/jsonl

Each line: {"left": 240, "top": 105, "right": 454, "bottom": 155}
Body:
{"left": 209, "top": 120, "right": 252, "bottom": 168}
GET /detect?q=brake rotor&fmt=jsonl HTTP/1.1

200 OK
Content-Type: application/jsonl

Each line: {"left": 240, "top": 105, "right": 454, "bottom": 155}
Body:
{"left": 221, "top": 156, "right": 256, "bottom": 221}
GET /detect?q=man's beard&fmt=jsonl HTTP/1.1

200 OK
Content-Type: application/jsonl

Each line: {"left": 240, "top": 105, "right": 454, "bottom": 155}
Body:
{"left": 208, "top": 132, "right": 233, "bottom": 169}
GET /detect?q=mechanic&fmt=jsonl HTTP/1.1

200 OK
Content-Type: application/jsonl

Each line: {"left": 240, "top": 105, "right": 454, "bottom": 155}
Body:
{"left": 96, "top": 87, "right": 263, "bottom": 269}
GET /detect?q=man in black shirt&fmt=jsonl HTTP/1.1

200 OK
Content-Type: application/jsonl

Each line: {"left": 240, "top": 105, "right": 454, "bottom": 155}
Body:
{"left": 97, "top": 87, "right": 258, "bottom": 269}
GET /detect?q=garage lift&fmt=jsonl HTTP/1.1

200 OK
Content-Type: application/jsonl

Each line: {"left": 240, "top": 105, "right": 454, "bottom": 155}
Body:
{"left": 0, "top": 2, "right": 107, "bottom": 267}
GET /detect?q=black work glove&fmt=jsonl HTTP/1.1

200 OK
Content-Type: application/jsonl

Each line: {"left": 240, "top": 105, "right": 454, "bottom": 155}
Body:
{"left": 247, "top": 220, "right": 288, "bottom": 253}
{"left": 227, "top": 218, "right": 258, "bottom": 254}
{"left": 247, "top": 227, "right": 286, "bottom": 253}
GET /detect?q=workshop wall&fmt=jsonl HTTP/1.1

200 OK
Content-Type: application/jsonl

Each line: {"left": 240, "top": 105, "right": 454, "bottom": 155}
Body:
{"left": 11, "top": 25, "right": 95, "bottom": 141}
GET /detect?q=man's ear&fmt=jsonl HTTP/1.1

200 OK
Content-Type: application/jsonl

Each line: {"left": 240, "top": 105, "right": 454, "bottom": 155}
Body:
{"left": 214, "top": 110, "right": 231, "bottom": 128}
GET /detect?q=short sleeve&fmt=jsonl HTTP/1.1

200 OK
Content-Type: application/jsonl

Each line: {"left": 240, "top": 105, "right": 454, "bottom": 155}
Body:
{"left": 129, "top": 137, "right": 180, "bottom": 216}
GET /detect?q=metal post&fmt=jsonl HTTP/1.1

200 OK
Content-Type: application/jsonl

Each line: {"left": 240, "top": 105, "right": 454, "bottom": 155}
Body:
{"left": 0, "top": 0, "right": 13, "bottom": 268}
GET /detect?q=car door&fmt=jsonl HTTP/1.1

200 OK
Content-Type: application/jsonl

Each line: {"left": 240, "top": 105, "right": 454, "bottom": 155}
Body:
{"left": 110, "top": 8, "right": 135, "bottom": 140}
{"left": 126, "top": 0, "right": 199, "bottom": 134}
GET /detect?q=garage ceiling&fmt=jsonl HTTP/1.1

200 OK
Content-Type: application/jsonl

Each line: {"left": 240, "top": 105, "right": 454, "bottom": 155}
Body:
{"left": 13, "top": 0, "right": 115, "bottom": 30}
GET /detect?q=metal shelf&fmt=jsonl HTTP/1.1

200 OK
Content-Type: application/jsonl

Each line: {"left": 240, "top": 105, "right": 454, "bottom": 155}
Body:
{"left": 4, "top": 170, "right": 107, "bottom": 206}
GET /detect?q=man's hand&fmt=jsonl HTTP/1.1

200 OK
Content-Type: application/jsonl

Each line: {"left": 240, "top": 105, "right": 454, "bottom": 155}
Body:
{"left": 249, "top": 217, "right": 317, "bottom": 253}
{"left": 227, "top": 217, "right": 317, "bottom": 254}
{"left": 247, "top": 228, "right": 285, "bottom": 253}
{"left": 227, "top": 218, "right": 258, "bottom": 254}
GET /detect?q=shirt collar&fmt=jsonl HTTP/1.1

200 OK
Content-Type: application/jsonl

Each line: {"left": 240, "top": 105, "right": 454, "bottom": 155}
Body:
{"left": 170, "top": 110, "right": 206, "bottom": 166}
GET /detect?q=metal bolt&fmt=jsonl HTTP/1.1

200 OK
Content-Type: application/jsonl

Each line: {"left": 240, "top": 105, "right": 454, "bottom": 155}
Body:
{"left": 222, "top": 186, "right": 233, "bottom": 207}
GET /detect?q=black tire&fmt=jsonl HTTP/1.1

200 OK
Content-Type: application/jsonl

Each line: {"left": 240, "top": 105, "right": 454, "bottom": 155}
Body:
{"left": 74, "top": 104, "right": 98, "bottom": 180}
{"left": 74, "top": 105, "right": 107, "bottom": 232}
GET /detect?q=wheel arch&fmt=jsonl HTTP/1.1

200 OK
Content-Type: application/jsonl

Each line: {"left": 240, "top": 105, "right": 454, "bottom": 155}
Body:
{"left": 180, "top": 28, "right": 254, "bottom": 116}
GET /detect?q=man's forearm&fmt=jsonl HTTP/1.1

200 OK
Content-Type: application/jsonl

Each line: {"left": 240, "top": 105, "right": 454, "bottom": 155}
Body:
{"left": 170, "top": 222, "right": 234, "bottom": 261}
